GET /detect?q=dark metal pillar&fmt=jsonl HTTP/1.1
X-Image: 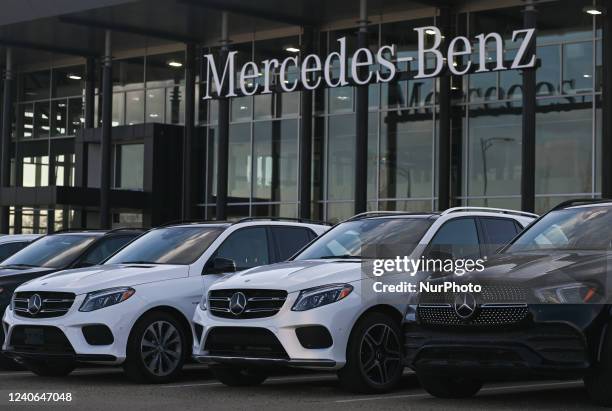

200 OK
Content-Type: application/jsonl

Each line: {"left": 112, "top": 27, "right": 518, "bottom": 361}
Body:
{"left": 216, "top": 13, "right": 230, "bottom": 220}
{"left": 299, "top": 27, "right": 314, "bottom": 219}
{"left": 100, "top": 30, "right": 113, "bottom": 228}
{"left": 354, "top": 0, "right": 369, "bottom": 214}
{"left": 182, "top": 43, "right": 196, "bottom": 219}
{"left": 521, "top": 1, "right": 537, "bottom": 212}
{"left": 0, "top": 48, "right": 14, "bottom": 234}
{"left": 603, "top": 7, "right": 612, "bottom": 198}
{"left": 437, "top": 7, "right": 451, "bottom": 211}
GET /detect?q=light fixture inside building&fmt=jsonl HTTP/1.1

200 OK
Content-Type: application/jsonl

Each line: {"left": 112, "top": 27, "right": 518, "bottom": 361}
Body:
{"left": 584, "top": 6, "right": 602, "bottom": 15}
{"left": 285, "top": 46, "right": 300, "bottom": 53}
{"left": 168, "top": 60, "right": 183, "bottom": 67}
{"left": 68, "top": 74, "right": 82, "bottom": 80}
{"left": 425, "top": 29, "right": 437, "bottom": 35}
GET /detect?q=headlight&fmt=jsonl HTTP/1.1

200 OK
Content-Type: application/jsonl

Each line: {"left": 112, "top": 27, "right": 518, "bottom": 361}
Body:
{"left": 534, "top": 282, "right": 598, "bottom": 304}
{"left": 199, "top": 294, "right": 207, "bottom": 311}
{"left": 79, "top": 287, "right": 135, "bottom": 312}
{"left": 292, "top": 284, "right": 353, "bottom": 312}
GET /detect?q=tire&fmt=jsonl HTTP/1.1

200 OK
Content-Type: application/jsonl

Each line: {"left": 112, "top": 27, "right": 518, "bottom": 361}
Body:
{"left": 123, "top": 311, "right": 188, "bottom": 384}
{"left": 338, "top": 312, "right": 404, "bottom": 394}
{"left": 585, "top": 322, "right": 612, "bottom": 406}
{"left": 418, "top": 374, "right": 482, "bottom": 398}
{"left": 23, "top": 359, "right": 75, "bottom": 377}
{"left": 211, "top": 365, "right": 268, "bottom": 387}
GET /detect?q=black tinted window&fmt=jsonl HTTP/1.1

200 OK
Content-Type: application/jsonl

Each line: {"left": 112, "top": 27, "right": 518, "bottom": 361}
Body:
{"left": 481, "top": 218, "right": 519, "bottom": 256}
{"left": 429, "top": 218, "right": 480, "bottom": 259}
{"left": 77, "top": 235, "right": 136, "bottom": 267}
{"left": 215, "top": 227, "right": 269, "bottom": 270}
{"left": 0, "top": 242, "right": 29, "bottom": 262}
{"left": 272, "top": 227, "right": 313, "bottom": 261}
{"left": 2, "top": 235, "right": 98, "bottom": 269}
{"left": 106, "top": 226, "right": 224, "bottom": 265}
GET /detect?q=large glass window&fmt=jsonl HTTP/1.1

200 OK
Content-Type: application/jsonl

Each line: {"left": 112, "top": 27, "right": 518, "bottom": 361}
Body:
{"left": 114, "top": 144, "right": 144, "bottom": 190}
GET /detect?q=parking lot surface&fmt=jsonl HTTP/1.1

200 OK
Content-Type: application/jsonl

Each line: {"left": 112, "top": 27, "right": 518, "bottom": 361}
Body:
{"left": 0, "top": 365, "right": 601, "bottom": 410}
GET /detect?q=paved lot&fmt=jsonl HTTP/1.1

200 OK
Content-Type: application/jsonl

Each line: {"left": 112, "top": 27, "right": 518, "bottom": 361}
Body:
{"left": 0, "top": 365, "right": 601, "bottom": 410}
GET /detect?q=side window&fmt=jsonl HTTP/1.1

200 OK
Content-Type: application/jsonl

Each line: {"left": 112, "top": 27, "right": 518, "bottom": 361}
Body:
{"left": 271, "top": 227, "right": 314, "bottom": 261}
{"left": 481, "top": 217, "right": 520, "bottom": 257}
{"left": 77, "top": 236, "right": 135, "bottom": 267}
{"left": 0, "top": 242, "right": 28, "bottom": 262}
{"left": 215, "top": 227, "right": 269, "bottom": 270}
{"left": 428, "top": 218, "right": 480, "bottom": 259}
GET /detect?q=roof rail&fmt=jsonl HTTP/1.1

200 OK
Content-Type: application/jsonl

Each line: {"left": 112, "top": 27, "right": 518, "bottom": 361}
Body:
{"left": 551, "top": 198, "right": 612, "bottom": 211}
{"left": 346, "top": 211, "right": 436, "bottom": 221}
{"left": 234, "top": 217, "right": 332, "bottom": 226}
{"left": 105, "top": 227, "right": 148, "bottom": 234}
{"left": 441, "top": 207, "right": 538, "bottom": 218}
{"left": 157, "top": 220, "right": 231, "bottom": 227}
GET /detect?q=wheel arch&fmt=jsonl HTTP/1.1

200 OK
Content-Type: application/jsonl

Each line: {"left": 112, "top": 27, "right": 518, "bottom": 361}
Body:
{"left": 130, "top": 305, "right": 194, "bottom": 347}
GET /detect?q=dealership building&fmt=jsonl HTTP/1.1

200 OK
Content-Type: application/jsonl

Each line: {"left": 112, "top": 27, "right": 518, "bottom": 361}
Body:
{"left": 0, "top": 0, "right": 608, "bottom": 233}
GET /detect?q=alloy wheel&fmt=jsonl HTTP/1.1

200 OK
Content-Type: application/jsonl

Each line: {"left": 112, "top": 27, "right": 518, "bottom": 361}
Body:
{"left": 140, "top": 320, "right": 182, "bottom": 377}
{"left": 358, "top": 323, "right": 401, "bottom": 385}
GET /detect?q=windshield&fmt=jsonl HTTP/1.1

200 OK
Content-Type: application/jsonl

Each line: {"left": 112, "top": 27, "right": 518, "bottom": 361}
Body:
{"left": 507, "top": 206, "right": 612, "bottom": 252}
{"left": 105, "top": 226, "right": 224, "bottom": 265}
{"left": 1, "top": 235, "right": 98, "bottom": 269}
{"left": 294, "top": 217, "right": 433, "bottom": 260}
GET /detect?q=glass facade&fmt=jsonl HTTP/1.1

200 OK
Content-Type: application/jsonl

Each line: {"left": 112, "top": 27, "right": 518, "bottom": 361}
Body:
{"left": 2, "top": 0, "right": 607, "bottom": 231}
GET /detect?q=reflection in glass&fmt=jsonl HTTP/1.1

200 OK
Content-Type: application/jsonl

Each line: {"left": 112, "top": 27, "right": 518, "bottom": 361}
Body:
{"left": 112, "top": 92, "right": 124, "bottom": 126}
{"left": 536, "top": 45, "right": 560, "bottom": 96}
{"left": 125, "top": 90, "right": 144, "bottom": 125}
{"left": 252, "top": 120, "right": 298, "bottom": 202}
{"left": 228, "top": 123, "right": 251, "bottom": 201}
{"left": 67, "top": 97, "right": 84, "bottom": 135}
{"left": 51, "top": 100, "right": 67, "bottom": 136}
{"left": 146, "top": 89, "right": 165, "bottom": 122}
{"left": 467, "top": 104, "right": 522, "bottom": 198}
{"left": 166, "top": 85, "right": 185, "bottom": 124}
{"left": 114, "top": 144, "right": 144, "bottom": 190}
{"left": 231, "top": 96, "right": 252, "bottom": 122}
{"left": 536, "top": 98, "right": 592, "bottom": 195}
{"left": 562, "top": 42, "right": 593, "bottom": 94}
{"left": 113, "top": 57, "right": 145, "bottom": 90}
{"left": 34, "top": 102, "right": 50, "bottom": 138}
{"left": 327, "top": 115, "right": 355, "bottom": 201}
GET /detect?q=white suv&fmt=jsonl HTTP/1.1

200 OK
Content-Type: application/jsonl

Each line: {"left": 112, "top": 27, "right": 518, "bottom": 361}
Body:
{"left": 2, "top": 219, "right": 328, "bottom": 383}
{"left": 193, "top": 208, "right": 536, "bottom": 393}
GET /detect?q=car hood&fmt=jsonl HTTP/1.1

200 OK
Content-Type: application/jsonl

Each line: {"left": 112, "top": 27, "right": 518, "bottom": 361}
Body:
{"left": 455, "top": 250, "right": 612, "bottom": 288}
{"left": 0, "top": 266, "right": 55, "bottom": 279}
{"left": 211, "top": 259, "right": 363, "bottom": 294}
{"left": 16, "top": 264, "right": 190, "bottom": 295}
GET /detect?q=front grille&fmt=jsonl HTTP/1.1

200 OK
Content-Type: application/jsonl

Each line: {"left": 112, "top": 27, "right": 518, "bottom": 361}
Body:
{"left": 209, "top": 289, "right": 287, "bottom": 319}
{"left": 13, "top": 292, "right": 76, "bottom": 319}
{"left": 418, "top": 305, "right": 529, "bottom": 326}
{"left": 205, "top": 327, "right": 288, "bottom": 359}
{"left": 418, "top": 284, "right": 529, "bottom": 326}
{"left": 9, "top": 325, "right": 74, "bottom": 354}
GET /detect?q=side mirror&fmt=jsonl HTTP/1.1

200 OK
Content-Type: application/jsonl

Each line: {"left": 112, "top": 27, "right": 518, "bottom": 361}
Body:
{"left": 205, "top": 257, "right": 237, "bottom": 274}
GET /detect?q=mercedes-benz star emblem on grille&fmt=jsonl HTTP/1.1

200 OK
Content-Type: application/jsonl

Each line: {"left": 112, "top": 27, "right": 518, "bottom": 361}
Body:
{"left": 229, "top": 292, "right": 247, "bottom": 315}
{"left": 453, "top": 292, "right": 477, "bottom": 319}
{"left": 27, "top": 294, "right": 42, "bottom": 315}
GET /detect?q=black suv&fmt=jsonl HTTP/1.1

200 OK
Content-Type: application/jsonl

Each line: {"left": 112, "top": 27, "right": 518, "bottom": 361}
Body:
{"left": 0, "top": 228, "right": 143, "bottom": 368}
{"left": 404, "top": 200, "right": 612, "bottom": 405}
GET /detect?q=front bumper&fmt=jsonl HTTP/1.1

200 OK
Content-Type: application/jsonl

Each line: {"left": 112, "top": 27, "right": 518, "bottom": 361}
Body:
{"left": 2, "top": 294, "right": 146, "bottom": 365}
{"left": 192, "top": 291, "right": 364, "bottom": 370}
{"left": 404, "top": 322, "right": 591, "bottom": 379}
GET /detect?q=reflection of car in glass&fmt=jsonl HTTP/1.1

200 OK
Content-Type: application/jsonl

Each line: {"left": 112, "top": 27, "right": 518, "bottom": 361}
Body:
{"left": 193, "top": 208, "right": 535, "bottom": 394}
{"left": 2, "top": 220, "right": 328, "bottom": 382}
{"left": 405, "top": 200, "right": 612, "bottom": 405}
{"left": 0, "top": 229, "right": 143, "bottom": 369}
{"left": 0, "top": 235, "right": 42, "bottom": 262}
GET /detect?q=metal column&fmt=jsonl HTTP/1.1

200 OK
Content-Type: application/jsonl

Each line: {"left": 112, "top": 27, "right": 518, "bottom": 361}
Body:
{"left": 182, "top": 43, "right": 196, "bottom": 219}
{"left": 0, "top": 49, "right": 14, "bottom": 234}
{"left": 602, "top": 7, "right": 612, "bottom": 198}
{"left": 354, "top": 0, "right": 369, "bottom": 214}
{"left": 100, "top": 31, "right": 113, "bottom": 228}
{"left": 216, "top": 13, "right": 230, "bottom": 220}
{"left": 437, "top": 7, "right": 451, "bottom": 211}
{"left": 521, "top": 1, "right": 537, "bottom": 212}
{"left": 299, "top": 27, "right": 314, "bottom": 219}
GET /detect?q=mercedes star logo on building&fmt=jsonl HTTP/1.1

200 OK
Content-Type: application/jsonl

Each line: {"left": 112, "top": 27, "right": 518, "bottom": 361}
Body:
{"left": 27, "top": 294, "right": 42, "bottom": 315}
{"left": 453, "top": 292, "right": 477, "bottom": 319}
{"left": 229, "top": 292, "right": 247, "bottom": 316}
